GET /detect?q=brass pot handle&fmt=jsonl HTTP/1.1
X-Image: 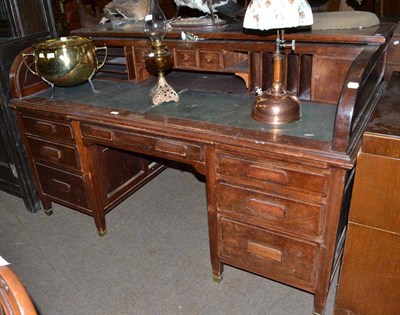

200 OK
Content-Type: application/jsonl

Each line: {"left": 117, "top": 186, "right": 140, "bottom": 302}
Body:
{"left": 95, "top": 46, "right": 108, "bottom": 70}
{"left": 22, "top": 53, "right": 38, "bottom": 76}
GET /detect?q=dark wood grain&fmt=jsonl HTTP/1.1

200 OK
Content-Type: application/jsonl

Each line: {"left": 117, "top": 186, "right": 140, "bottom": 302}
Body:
{"left": 9, "top": 25, "right": 395, "bottom": 315}
{"left": 334, "top": 72, "right": 400, "bottom": 314}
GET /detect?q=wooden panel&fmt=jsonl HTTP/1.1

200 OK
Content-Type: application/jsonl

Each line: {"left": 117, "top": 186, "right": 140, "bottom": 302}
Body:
{"left": 199, "top": 51, "right": 222, "bottom": 70}
{"left": 100, "top": 147, "right": 145, "bottom": 195}
{"left": 22, "top": 115, "right": 73, "bottom": 140}
{"left": 174, "top": 49, "right": 197, "bottom": 69}
{"left": 335, "top": 223, "right": 400, "bottom": 315}
{"left": 311, "top": 55, "right": 352, "bottom": 104}
{"left": 80, "top": 124, "right": 204, "bottom": 163}
{"left": 27, "top": 136, "right": 80, "bottom": 171}
{"left": 133, "top": 47, "right": 149, "bottom": 64}
{"left": 216, "top": 153, "right": 328, "bottom": 198}
{"left": 217, "top": 182, "right": 323, "bottom": 237}
{"left": 348, "top": 153, "right": 400, "bottom": 234}
{"left": 35, "top": 163, "right": 89, "bottom": 209}
{"left": 219, "top": 217, "right": 316, "bottom": 290}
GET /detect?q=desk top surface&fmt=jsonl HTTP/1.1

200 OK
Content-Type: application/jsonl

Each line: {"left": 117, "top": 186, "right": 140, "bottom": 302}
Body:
{"left": 73, "top": 21, "right": 394, "bottom": 45}
{"left": 28, "top": 77, "right": 336, "bottom": 144}
{"left": 15, "top": 75, "right": 358, "bottom": 166}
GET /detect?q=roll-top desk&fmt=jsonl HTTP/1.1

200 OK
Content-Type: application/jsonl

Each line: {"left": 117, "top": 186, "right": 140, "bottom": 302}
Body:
{"left": 9, "top": 22, "right": 395, "bottom": 314}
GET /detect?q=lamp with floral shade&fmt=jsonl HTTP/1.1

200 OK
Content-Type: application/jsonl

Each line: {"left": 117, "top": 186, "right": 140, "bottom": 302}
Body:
{"left": 243, "top": 0, "right": 313, "bottom": 124}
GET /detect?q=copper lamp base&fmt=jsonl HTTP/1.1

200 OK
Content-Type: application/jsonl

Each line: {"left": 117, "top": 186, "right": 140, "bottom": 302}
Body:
{"left": 252, "top": 85, "right": 301, "bottom": 124}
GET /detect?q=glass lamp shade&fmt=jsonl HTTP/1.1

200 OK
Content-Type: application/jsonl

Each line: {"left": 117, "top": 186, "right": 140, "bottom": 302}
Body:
{"left": 243, "top": 0, "right": 313, "bottom": 31}
{"left": 143, "top": 0, "right": 167, "bottom": 48}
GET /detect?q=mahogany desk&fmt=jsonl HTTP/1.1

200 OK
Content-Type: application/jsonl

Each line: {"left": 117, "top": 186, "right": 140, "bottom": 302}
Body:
{"left": 9, "top": 23, "right": 394, "bottom": 314}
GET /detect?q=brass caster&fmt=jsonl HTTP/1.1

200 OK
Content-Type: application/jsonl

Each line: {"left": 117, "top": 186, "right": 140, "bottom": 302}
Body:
{"left": 212, "top": 275, "right": 223, "bottom": 283}
{"left": 44, "top": 208, "right": 53, "bottom": 216}
{"left": 97, "top": 229, "right": 107, "bottom": 237}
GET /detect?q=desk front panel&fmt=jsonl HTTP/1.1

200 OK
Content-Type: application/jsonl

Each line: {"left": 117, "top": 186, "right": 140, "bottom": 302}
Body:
{"left": 12, "top": 77, "right": 353, "bottom": 315}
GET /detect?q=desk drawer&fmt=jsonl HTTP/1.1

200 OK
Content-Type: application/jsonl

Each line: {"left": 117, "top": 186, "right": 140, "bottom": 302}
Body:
{"left": 219, "top": 217, "right": 316, "bottom": 289}
{"left": 217, "top": 182, "right": 322, "bottom": 237}
{"left": 35, "top": 163, "right": 89, "bottom": 209}
{"left": 199, "top": 51, "right": 222, "bottom": 70}
{"left": 81, "top": 124, "right": 204, "bottom": 162}
{"left": 27, "top": 137, "right": 80, "bottom": 171}
{"left": 175, "top": 50, "right": 197, "bottom": 69}
{"left": 216, "top": 153, "right": 327, "bottom": 197}
{"left": 21, "top": 115, "right": 73, "bottom": 140}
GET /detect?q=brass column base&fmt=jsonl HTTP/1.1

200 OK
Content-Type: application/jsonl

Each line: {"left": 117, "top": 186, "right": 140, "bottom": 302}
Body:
{"left": 150, "top": 76, "right": 179, "bottom": 106}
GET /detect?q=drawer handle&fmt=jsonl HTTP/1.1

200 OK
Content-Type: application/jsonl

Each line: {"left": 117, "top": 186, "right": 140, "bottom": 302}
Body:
{"left": 247, "top": 242, "right": 282, "bottom": 262}
{"left": 35, "top": 121, "right": 56, "bottom": 134}
{"left": 51, "top": 179, "right": 71, "bottom": 193}
{"left": 246, "top": 198, "right": 286, "bottom": 218}
{"left": 40, "top": 146, "right": 62, "bottom": 160}
{"left": 248, "top": 165, "right": 288, "bottom": 184}
{"left": 155, "top": 140, "right": 187, "bottom": 156}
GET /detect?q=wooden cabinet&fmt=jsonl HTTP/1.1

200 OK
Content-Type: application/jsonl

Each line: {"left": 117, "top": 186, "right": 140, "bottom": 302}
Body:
{"left": 0, "top": 0, "right": 55, "bottom": 211}
{"left": 214, "top": 147, "right": 330, "bottom": 291}
{"left": 334, "top": 72, "right": 400, "bottom": 315}
{"left": 10, "top": 22, "right": 393, "bottom": 315}
{"left": 16, "top": 110, "right": 165, "bottom": 234}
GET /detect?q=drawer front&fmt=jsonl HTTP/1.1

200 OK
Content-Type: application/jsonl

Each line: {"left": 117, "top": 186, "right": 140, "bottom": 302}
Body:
{"left": 217, "top": 182, "right": 322, "bottom": 237}
{"left": 21, "top": 115, "right": 73, "bottom": 140}
{"left": 219, "top": 218, "right": 316, "bottom": 289}
{"left": 27, "top": 137, "right": 80, "bottom": 171}
{"left": 81, "top": 124, "right": 204, "bottom": 162}
{"left": 199, "top": 51, "right": 222, "bottom": 70}
{"left": 174, "top": 50, "right": 197, "bottom": 69}
{"left": 217, "top": 153, "right": 327, "bottom": 197}
{"left": 35, "top": 163, "right": 89, "bottom": 209}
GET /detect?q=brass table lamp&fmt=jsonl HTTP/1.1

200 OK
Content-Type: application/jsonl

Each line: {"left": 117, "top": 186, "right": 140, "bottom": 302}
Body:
{"left": 144, "top": 0, "right": 179, "bottom": 106}
{"left": 243, "top": 0, "right": 313, "bottom": 124}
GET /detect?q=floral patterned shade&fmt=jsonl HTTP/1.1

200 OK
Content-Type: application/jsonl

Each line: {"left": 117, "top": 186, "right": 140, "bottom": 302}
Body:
{"left": 243, "top": 0, "right": 313, "bottom": 31}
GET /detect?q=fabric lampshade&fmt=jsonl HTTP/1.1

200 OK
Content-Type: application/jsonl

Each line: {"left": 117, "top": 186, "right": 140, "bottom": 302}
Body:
{"left": 243, "top": 0, "right": 313, "bottom": 31}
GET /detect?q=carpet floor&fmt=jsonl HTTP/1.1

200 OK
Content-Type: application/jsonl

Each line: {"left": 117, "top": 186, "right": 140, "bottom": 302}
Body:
{"left": 0, "top": 167, "right": 337, "bottom": 315}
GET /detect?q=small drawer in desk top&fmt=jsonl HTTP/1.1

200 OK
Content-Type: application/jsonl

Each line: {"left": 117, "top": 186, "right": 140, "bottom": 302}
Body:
{"left": 80, "top": 123, "right": 204, "bottom": 164}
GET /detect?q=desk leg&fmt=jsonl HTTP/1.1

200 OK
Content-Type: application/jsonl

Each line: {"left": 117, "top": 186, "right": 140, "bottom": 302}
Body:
{"left": 313, "top": 168, "right": 347, "bottom": 315}
{"left": 72, "top": 122, "right": 107, "bottom": 236}
{"left": 41, "top": 198, "right": 53, "bottom": 216}
{"left": 205, "top": 146, "right": 224, "bottom": 281}
{"left": 83, "top": 146, "right": 107, "bottom": 236}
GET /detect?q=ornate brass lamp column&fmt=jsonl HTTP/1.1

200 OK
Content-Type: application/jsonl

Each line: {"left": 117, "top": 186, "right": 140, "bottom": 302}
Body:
{"left": 144, "top": 0, "right": 179, "bottom": 106}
